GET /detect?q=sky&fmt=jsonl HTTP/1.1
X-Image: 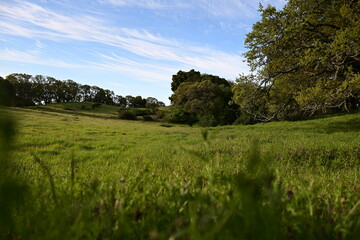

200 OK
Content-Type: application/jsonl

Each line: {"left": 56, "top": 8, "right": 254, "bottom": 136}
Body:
{"left": 0, "top": 0, "right": 286, "bottom": 104}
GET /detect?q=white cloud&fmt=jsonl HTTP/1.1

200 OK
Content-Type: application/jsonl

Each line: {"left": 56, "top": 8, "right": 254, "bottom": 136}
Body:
{"left": 0, "top": 0, "right": 249, "bottom": 83}
{"left": 98, "top": 0, "right": 188, "bottom": 10}
{"left": 99, "top": 0, "right": 286, "bottom": 18}
{"left": 0, "top": 48, "right": 83, "bottom": 68}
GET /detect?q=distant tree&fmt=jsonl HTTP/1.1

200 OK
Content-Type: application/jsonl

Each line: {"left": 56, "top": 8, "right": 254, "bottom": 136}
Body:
{"left": 125, "top": 95, "right": 134, "bottom": 108}
{"left": 90, "top": 86, "right": 101, "bottom": 102}
{"left": 94, "top": 88, "right": 106, "bottom": 103}
{"left": 0, "top": 78, "right": 15, "bottom": 106}
{"left": 103, "top": 90, "right": 115, "bottom": 105}
{"left": 51, "top": 79, "right": 66, "bottom": 103}
{"left": 6, "top": 73, "right": 34, "bottom": 106}
{"left": 114, "top": 95, "right": 127, "bottom": 107}
{"left": 132, "top": 96, "right": 147, "bottom": 108}
{"left": 79, "top": 84, "right": 92, "bottom": 102}
{"left": 63, "top": 80, "right": 80, "bottom": 102}
{"left": 31, "top": 75, "right": 47, "bottom": 105}
{"left": 145, "top": 97, "right": 159, "bottom": 108}
{"left": 157, "top": 101, "right": 166, "bottom": 107}
{"left": 44, "top": 77, "right": 57, "bottom": 104}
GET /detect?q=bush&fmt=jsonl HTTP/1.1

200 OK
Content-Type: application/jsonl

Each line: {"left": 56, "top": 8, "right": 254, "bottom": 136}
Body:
{"left": 92, "top": 103, "right": 102, "bottom": 109}
{"left": 166, "top": 109, "right": 198, "bottom": 125}
{"left": 132, "top": 109, "right": 152, "bottom": 116}
{"left": 117, "top": 110, "right": 137, "bottom": 120}
{"left": 142, "top": 115, "right": 153, "bottom": 121}
{"left": 233, "top": 112, "right": 257, "bottom": 125}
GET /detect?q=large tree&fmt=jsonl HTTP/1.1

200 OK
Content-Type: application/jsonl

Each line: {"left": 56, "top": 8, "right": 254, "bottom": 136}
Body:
{"left": 170, "top": 70, "right": 235, "bottom": 126}
{"left": 234, "top": 0, "right": 360, "bottom": 121}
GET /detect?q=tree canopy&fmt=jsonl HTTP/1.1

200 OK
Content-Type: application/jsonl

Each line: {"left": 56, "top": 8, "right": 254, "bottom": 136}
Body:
{"left": 170, "top": 70, "right": 236, "bottom": 126}
{"left": 0, "top": 73, "right": 164, "bottom": 108}
{"left": 233, "top": 0, "right": 360, "bottom": 122}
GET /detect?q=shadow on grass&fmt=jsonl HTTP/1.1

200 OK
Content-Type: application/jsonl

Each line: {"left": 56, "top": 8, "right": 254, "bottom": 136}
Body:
{"left": 292, "top": 110, "right": 360, "bottom": 134}
{"left": 301, "top": 110, "right": 360, "bottom": 121}
{"left": 318, "top": 117, "right": 360, "bottom": 133}
{"left": 9, "top": 106, "right": 117, "bottom": 120}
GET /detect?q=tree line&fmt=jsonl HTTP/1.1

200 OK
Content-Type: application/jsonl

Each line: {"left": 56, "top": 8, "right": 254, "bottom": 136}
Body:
{"left": 0, "top": 73, "right": 165, "bottom": 108}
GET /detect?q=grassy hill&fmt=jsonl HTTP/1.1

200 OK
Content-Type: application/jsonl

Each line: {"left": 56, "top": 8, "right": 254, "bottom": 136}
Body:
{"left": 1, "top": 103, "right": 360, "bottom": 239}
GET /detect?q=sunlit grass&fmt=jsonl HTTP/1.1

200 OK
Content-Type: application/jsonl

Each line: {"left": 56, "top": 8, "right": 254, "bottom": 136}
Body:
{"left": 1, "top": 104, "right": 360, "bottom": 239}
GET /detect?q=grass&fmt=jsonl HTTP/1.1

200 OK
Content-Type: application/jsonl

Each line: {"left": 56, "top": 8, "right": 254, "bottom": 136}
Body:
{"left": 1, "top": 103, "right": 360, "bottom": 239}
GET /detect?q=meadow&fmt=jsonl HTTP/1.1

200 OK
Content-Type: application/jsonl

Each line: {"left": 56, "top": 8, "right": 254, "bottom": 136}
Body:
{"left": 1, "top": 102, "right": 360, "bottom": 239}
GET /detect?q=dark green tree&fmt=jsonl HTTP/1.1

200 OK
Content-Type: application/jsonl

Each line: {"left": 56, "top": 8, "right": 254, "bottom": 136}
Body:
{"left": 6, "top": 73, "right": 34, "bottom": 106}
{"left": 235, "top": 0, "right": 360, "bottom": 120}
{"left": 0, "top": 78, "right": 15, "bottom": 106}
{"left": 79, "top": 84, "right": 92, "bottom": 102}
{"left": 125, "top": 95, "right": 134, "bottom": 108}
{"left": 171, "top": 69, "right": 201, "bottom": 92}
{"left": 171, "top": 70, "right": 235, "bottom": 126}
{"left": 114, "top": 95, "right": 127, "bottom": 107}
{"left": 63, "top": 80, "right": 79, "bottom": 102}
{"left": 132, "top": 96, "right": 147, "bottom": 108}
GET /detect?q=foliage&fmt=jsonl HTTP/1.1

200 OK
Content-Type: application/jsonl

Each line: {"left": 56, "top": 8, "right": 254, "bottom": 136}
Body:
{"left": 142, "top": 115, "right": 153, "bottom": 121}
{"left": 91, "top": 103, "right": 102, "bottom": 109}
{"left": 3, "top": 73, "right": 164, "bottom": 108}
{"left": 117, "top": 108, "right": 137, "bottom": 120}
{"left": 170, "top": 70, "right": 236, "bottom": 126}
{"left": 166, "top": 108, "right": 198, "bottom": 125}
{"left": 171, "top": 69, "right": 202, "bottom": 92}
{"left": 234, "top": 0, "right": 360, "bottom": 122}
{"left": 0, "top": 78, "right": 15, "bottom": 106}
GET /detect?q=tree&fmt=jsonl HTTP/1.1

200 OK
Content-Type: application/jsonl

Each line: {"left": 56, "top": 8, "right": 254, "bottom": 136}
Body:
{"left": 0, "top": 78, "right": 15, "bottom": 106}
{"left": 103, "top": 90, "right": 115, "bottom": 105}
{"left": 79, "top": 84, "right": 92, "bottom": 102}
{"left": 237, "top": 0, "right": 360, "bottom": 120}
{"left": 63, "top": 80, "right": 80, "bottom": 102}
{"left": 6, "top": 73, "right": 34, "bottom": 106}
{"left": 145, "top": 97, "right": 158, "bottom": 108}
{"left": 94, "top": 88, "right": 106, "bottom": 103}
{"left": 170, "top": 70, "right": 232, "bottom": 103}
{"left": 32, "top": 75, "right": 47, "bottom": 105}
{"left": 132, "top": 96, "right": 146, "bottom": 108}
{"left": 51, "top": 79, "right": 66, "bottom": 103}
{"left": 172, "top": 80, "right": 234, "bottom": 126}
{"left": 114, "top": 95, "right": 127, "bottom": 107}
{"left": 125, "top": 95, "right": 134, "bottom": 108}
{"left": 171, "top": 69, "right": 201, "bottom": 92}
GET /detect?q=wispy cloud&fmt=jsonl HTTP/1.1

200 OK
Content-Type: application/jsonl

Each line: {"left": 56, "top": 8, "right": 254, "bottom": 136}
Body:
{"left": 98, "top": 0, "right": 258, "bottom": 18}
{"left": 98, "top": 0, "right": 188, "bottom": 9}
{"left": 0, "top": 48, "right": 83, "bottom": 68}
{"left": 0, "top": 0, "right": 249, "bottom": 83}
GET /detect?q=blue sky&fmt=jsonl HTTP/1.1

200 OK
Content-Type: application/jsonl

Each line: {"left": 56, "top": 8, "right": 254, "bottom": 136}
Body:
{"left": 0, "top": 0, "right": 286, "bottom": 104}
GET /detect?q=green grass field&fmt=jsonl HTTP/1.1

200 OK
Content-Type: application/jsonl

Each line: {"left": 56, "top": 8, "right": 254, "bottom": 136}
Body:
{"left": 1, "top": 103, "right": 360, "bottom": 239}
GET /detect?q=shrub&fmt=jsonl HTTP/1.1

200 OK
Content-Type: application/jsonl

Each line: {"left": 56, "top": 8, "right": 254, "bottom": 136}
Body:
{"left": 233, "top": 112, "right": 256, "bottom": 125}
{"left": 142, "top": 115, "right": 153, "bottom": 121}
{"left": 166, "top": 109, "right": 198, "bottom": 125}
{"left": 117, "top": 109, "right": 137, "bottom": 120}
{"left": 91, "top": 103, "right": 102, "bottom": 109}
